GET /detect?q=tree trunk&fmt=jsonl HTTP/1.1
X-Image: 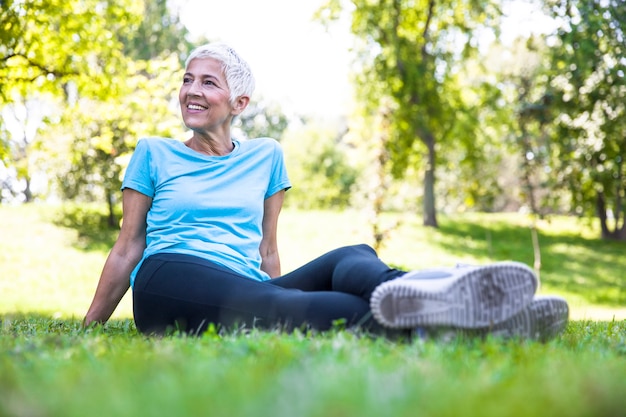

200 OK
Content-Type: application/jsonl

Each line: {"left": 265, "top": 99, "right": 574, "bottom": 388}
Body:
{"left": 106, "top": 189, "right": 117, "bottom": 228}
{"left": 422, "top": 131, "right": 438, "bottom": 228}
{"left": 597, "top": 191, "right": 610, "bottom": 238}
{"left": 23, "top": 176, "right": 33, "bottom": 203}
{"left": 596, "top": 191, "right": 626, "bottom": 240}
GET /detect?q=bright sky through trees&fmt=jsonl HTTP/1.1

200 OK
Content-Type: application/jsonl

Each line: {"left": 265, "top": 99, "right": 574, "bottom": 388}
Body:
{"left": 177, "top": 0, "right": 354, "bottom": 118}
{"left": 176, "top": 0, "right": 556, "bottom": 118}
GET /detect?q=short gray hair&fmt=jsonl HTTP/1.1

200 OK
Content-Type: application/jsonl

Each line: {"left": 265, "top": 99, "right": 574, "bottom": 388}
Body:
{"left": 185, "top": 43, "right": 256, "bottom": 104}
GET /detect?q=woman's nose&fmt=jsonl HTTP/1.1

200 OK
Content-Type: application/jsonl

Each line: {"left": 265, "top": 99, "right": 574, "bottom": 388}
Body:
{"left": 187, "top": 81, "right": 201, "bottom": 96}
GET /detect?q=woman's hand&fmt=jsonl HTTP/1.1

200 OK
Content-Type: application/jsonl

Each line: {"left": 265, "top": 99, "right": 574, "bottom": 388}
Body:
{"left": 259, "top": 190, "right": 285, "bottom": 278}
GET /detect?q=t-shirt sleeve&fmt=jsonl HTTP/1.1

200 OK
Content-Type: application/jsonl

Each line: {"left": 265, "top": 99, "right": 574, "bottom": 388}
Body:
{"left": 265, "top": 140, "right": 292, "bottom": 199}
{"left": 121, "top": 138, "right": 156, "bottom": 198}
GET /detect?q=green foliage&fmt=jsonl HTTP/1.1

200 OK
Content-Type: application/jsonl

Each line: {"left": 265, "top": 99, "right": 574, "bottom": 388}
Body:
{"left": 0, "top": 0, "right": 143, "bottom": 103}
{"left": 542, "top": 0, "right": 626, "bottom": 239}
{"left": 0, "top": 0, "right": 196, "bottom": 208}
{"left": 283, "top": 125, "right": 358, "bottom": 209}
{"left": 481, "top": 36, "right": 559, "bottom": 216}
{"left": 53, "top": 203, "right": 121, "bottom": 251}
{"left": 42, "top": 56, "right": 184, "bottom": 221}
{"left": 119, "top": 0, "right": 194, "bottom": 62}
{"left": 0, "top": 0, "right": 140, "bottom": 201}
{"left": 435, "top": 71, "right": 507, "bottom": 212}
{"left": 0, "top": 121, "right": 9, "bottom": 162}
{"left": 324, "top": 0, "right": 504, "bottom": 227}
{"left": 319, "top": 0, "right": 625, "bottom": 240}
{"left": 0, "top": 0, "right": 296, "bottom": 211}
{"left": 234, "top": 98, "right": 291, "bottom": 141}
{"left": 0, "top": 96, "right": 42, "bottom": 202}
{"left": 0, "top": 0, "right": 138, "bottom": 203}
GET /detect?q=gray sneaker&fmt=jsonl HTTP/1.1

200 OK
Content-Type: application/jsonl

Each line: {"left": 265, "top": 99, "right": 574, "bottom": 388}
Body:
{"left": 484, "top": 295, "right": 569, "bottom": 341}
{"left": 413, "top": 295, "right": 569, "bottom": 342}
{"left": 370, "top": 262, "right": 538, "bottom": 329}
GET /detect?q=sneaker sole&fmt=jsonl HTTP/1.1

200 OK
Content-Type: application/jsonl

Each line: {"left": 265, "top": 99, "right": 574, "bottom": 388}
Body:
{"left": 370, "top": 262, "right": 538, "bottom": 329}
{"left": 487, "top": 295, "right": 569, "bottom": 341}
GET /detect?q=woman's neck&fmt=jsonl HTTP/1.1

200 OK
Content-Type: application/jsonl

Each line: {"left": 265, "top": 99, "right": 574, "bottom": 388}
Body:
{"left": 185, "top": 134, "right": 234, "bottom": 156}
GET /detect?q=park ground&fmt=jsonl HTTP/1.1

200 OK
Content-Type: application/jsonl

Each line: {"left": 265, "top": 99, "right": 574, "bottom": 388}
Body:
{"left": 1, "top": 204, "right": 625, "bottom": 417}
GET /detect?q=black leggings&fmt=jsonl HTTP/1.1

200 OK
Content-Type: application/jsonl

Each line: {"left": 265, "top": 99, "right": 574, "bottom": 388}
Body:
{"left": 132, "top": 244, "right": 405, "bottom": 335}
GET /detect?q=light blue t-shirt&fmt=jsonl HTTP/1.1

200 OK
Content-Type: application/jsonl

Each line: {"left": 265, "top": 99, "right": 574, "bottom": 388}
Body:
{"left": 122, "top": 137, "right": 291, "bottom": 287}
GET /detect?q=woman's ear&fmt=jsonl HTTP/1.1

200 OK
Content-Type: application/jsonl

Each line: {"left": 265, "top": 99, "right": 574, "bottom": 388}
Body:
{"left": 232, "top": 95, "right": 250, "bottom": 115}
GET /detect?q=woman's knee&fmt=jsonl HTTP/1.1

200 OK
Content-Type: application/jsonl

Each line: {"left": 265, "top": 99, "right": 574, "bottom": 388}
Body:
{"left": 331, "top": 244, "right": 377, "bottom": 258}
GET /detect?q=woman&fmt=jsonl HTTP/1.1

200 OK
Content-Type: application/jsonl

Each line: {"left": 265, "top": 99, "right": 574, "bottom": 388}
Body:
{"left": 84, "top": 43, "right": 567, "bottom": 339}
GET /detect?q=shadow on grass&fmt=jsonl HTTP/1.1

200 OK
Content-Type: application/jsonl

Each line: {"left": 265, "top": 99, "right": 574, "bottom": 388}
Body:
{"left": 53, "top": 204, "right": 120, "bottom": 252}
{"left": 436, "top": 216, "right": 626, "bottom": 306}
{"left": 50, "top": 204, "right": 625, "bottom": 306}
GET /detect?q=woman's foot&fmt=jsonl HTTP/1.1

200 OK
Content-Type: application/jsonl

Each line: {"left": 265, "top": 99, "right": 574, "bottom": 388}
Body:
{"left": 370, "top": 262, "right": 538, "bottom": 329}
{"left": 479, "top": 294, "right": 569, "bottom": 341}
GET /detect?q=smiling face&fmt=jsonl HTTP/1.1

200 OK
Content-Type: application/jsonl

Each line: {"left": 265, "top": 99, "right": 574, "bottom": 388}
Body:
{"left": 179, "top": 57, "right": 248, "bottom": 135}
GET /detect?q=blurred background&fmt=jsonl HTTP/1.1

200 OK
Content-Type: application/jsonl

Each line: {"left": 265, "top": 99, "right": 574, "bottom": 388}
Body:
{"left": 1, "top": 0, "right": 624, "bottom": 319}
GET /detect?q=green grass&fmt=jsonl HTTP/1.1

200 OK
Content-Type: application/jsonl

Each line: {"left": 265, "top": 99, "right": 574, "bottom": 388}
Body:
{"left": 1, "top": 317, "right": 625, "bottom": 417}
{"left": 1, "top": 204, "right": 625, "bottom": 417}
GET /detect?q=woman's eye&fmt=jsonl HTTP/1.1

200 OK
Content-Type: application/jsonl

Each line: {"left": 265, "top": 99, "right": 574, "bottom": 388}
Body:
{"left": 182, "top": 77, "right": 192, "bottom": 84}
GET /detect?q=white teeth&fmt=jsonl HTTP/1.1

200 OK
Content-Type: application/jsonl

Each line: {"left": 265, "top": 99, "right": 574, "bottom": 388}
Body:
{"left": 188, "top": 104, "right": 206, "bottom": 110}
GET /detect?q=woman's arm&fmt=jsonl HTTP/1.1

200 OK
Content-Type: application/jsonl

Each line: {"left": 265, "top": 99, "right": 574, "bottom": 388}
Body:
{"left": 83, "top": 189, "right": 152, "bottom": 326}
{"left": 259, "top": 189, "right": 285, "bottom": 278}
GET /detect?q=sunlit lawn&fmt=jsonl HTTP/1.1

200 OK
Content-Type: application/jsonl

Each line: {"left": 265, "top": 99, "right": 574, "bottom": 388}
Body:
{"left": 1, "top": 204, "right": 624, "bottom": 320}
{"left": 1, "top": 204, "right": 625, "bottom": 417}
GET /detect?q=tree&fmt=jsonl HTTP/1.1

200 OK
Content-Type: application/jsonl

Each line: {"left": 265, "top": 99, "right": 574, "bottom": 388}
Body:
{"left": 484, "top": 36, "right": 557, "bottom": 215}
{"left": 0, "top": 0, "right": 144, "bottom": 202}
{"left": 543, "top": 0, "right": 626, "bottom": 239}
{"left": 44, "top": 57, "right": 184, "bottom": 226}
{"left": 0, "top": 93, "right": 52, "bottom": 202}
{"left": 320, "top": 0, "right": 502, "bottom": 227}
{"left": 3, "top": 0, "right": 200, "bottom": 215}
{"left": 282, "top": 123, "right": 358, "bottom": 210}
{"left": 0, "top": 0, "right": 143, "bottom": 102}
{"left": 119, "top": 0, "right": 194, "bottom": 62}
{"left": 233, "top": 99, "right": 291, "bottom": 141}
{"left": 60, "top": 0, "right": 195, "bottom": 223}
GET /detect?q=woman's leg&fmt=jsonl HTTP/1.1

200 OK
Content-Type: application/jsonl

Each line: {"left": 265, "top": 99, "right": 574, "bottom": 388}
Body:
{"left": 271, "top": 244, "right": 405, "bottom": 300}
{"left": 132, "top": 253, "right": 377, "bottom": 335}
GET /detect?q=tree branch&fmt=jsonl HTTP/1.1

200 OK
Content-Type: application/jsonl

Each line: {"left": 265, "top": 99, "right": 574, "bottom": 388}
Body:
{"left": 421, "top": 0, "right": 436, "bottom": 60}
{"left": 1, "top": 52, "right": 77, "bottom": 79}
